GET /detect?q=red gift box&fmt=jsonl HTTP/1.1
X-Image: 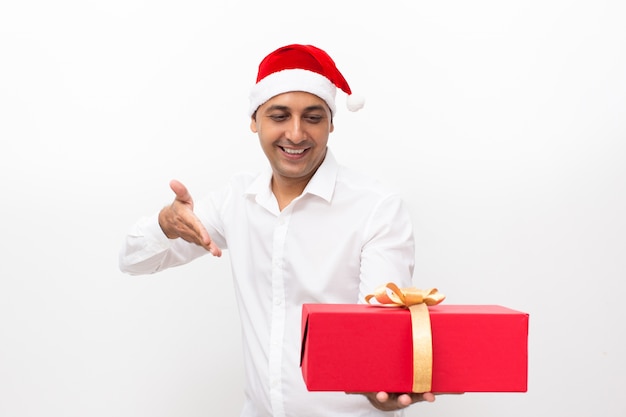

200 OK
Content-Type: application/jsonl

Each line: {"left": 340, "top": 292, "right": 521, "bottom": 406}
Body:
{"left": 300, "top": 303, "right": 528, "bottom": 393}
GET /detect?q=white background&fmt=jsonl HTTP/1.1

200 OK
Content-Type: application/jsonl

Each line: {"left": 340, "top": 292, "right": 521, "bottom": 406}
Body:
{"left": 1, "top": 1, "right": 625, "bottom": 416}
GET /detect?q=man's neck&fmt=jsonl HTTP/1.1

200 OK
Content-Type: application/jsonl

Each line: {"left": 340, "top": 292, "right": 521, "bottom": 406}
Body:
{"left": 270, "top": 149, "right": 328, "bottom": 211}
{"left": 271, "top": 175, "right": 311, "bottom": 211}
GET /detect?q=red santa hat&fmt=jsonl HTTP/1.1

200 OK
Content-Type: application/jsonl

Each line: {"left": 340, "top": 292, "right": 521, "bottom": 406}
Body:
{"left": 248, "top": 44, "right": 365, "bottom": 117}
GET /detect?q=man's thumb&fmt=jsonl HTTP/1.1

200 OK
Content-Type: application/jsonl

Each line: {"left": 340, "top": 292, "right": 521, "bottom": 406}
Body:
{"left": 169, "top": 179, "right": 193, "bottom": 203}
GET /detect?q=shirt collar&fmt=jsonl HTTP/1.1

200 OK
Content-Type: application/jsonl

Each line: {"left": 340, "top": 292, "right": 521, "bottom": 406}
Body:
{"left": 301, "top": 148, "right": 337, "bottom": 203}
{"left": 244, "top": 148, "right": 338, "bottom": 204}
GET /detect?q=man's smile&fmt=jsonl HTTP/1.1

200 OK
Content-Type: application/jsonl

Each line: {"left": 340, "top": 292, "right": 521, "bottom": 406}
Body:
{"left": 280, "top": 146, "right": 308, "bottom": 155}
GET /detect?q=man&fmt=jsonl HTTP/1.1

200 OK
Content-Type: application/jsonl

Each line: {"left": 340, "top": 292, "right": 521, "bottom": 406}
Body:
{"left": 119, "top": 44, "right": 435, "bottom": 417}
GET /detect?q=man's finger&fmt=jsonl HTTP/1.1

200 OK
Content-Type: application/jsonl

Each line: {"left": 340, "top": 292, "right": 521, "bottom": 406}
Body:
{"left": 169, "top": 179, "right": 193, "bottom": 203}
{"left": 197, "top": 231, "right": 222, "bottom": 257}
{"left": 184, "top": 213, "right": 222, "bottom": 257}
{"left": 420, "top": 392, "right": 436, "bottom": 403}
{"left": 375, "top": 392, "right": 389, "bottom": 402}
{"left": 208, "top": 241, "right": 223, "bottom": 257}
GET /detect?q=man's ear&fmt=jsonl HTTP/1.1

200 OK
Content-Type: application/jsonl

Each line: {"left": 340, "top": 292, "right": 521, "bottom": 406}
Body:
{"left": 250, "top": 115, "right": 258, "bottom": 133}
{"left": 329, "top": 121, "right": 334, "bottom": 133}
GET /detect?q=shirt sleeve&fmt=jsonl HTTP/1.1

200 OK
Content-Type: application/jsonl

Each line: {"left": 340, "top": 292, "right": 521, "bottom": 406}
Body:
{"left": 357, "top": 194, "right": 416, "bottom": 303}
{"left": 118, "top": 212, "right": 209, "bottom": 275}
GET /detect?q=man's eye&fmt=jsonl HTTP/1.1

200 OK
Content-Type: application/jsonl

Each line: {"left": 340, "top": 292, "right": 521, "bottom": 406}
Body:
{"left": 305, "top": 115, "right": 323, "bottom": 123}
{"left": 269, "top": 114, "right": 288, "bottom": 122}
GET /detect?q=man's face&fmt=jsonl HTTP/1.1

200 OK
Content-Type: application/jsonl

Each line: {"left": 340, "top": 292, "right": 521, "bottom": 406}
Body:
{"left": 250, "top": 91, "right": 334, "bottom": 187}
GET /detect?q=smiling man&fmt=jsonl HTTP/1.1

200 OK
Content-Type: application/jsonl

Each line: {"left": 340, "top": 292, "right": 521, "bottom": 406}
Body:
{"left": 251, "top": 91, "right": 333, "bottom": 210}
{"left": 119, "top": 44, "right": 433, "bottom": 417}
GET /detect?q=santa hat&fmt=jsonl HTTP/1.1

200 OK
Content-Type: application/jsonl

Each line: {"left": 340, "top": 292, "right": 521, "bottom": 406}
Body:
{"left": 248, "top": 44, "right": 365, "bottom": 116}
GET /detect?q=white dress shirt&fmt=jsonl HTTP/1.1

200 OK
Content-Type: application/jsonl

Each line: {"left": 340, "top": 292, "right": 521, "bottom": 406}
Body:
{"left": 119, "top": 149, "right": 415, "bottom": 417}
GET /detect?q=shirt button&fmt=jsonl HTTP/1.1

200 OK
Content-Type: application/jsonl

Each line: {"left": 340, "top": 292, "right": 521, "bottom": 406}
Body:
{"left": 274, "top": 298, "right": 282, "bottom": 306}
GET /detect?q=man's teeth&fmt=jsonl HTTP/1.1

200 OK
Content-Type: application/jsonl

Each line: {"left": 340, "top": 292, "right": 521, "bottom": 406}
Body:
{"left": 283, "top": 148, "right": 305, "bottom": 155}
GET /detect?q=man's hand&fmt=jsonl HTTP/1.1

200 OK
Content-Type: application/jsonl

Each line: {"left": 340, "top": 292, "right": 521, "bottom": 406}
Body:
{"left": 158, "top": 179, "right": 222, "bottom": 257}
{"left": 348, "top": 391, "right": 435, "bottom": 411}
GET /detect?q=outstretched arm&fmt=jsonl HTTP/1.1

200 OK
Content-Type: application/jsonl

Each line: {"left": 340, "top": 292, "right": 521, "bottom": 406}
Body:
{"left": 119, "top": 179, "right": 223, "bottom": 275}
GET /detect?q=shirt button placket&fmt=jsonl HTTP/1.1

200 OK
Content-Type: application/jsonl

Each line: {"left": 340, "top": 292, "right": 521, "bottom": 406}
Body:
{"left": 268, "top": 210, "right": 289, "bottom": 417}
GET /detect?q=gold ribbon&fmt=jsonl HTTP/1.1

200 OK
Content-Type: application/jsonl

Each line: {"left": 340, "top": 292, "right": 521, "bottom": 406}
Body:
{"left": 365, "top": 283, "right": 445, "bottom": 393}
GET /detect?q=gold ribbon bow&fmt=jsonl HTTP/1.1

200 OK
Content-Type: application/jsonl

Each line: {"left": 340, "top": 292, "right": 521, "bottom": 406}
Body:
{"left": 365, "top": 283, "right": 445, "bottom": 393}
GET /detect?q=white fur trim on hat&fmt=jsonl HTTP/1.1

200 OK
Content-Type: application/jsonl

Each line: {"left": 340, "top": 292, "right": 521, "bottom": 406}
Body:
{"left": 248, "top": 68, "right": 337, "bottom": 116}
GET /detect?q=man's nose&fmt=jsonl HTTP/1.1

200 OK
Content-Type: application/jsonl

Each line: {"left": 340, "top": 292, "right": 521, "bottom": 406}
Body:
{"left": 285, "top": 119, "right": 306, "bottom": 143}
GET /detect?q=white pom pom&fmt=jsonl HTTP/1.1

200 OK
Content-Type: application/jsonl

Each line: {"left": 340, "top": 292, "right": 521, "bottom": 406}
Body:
{"left": 346, "top": 93, "right": 365, "bottom": 112}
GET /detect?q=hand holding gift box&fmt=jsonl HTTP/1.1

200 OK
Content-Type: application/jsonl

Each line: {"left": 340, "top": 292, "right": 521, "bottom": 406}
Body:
{"left": 300, "top": 283, "right": 529, "bottom": 394}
